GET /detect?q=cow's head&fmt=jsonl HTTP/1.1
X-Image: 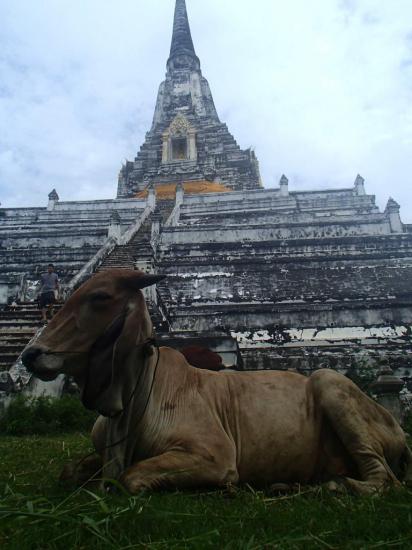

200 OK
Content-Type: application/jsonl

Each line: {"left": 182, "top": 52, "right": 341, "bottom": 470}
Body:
{"left": 22, "top": 269, "right": 165, "bottom": 415}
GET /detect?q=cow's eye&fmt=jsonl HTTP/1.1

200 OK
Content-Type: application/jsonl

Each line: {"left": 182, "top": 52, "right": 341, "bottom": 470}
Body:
{"left": 89, "top": 292, "right": 112, "bottom": 303}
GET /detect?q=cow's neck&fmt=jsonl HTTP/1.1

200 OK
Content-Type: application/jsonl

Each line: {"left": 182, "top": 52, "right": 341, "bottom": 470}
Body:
{"left": 142, "top": 348, "right": 201, "bottom": 425}
{"left": 127, "top": 345, "right": 158, "bottom": 421}
{"left": 102, "top": 343, "right": 158, "bottom": 479}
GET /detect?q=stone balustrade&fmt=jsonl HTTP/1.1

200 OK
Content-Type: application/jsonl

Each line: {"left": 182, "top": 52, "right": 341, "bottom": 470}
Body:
{"left": 154, "top": 185, "right": 412, "bottom": 378}
{"left": 0, "top": 197, "right": 149, "bottom": 304}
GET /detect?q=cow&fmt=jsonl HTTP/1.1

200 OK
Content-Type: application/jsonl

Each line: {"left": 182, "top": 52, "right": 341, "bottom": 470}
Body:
{"left": 22, "top": 269, "right": 412, "bottom": 495}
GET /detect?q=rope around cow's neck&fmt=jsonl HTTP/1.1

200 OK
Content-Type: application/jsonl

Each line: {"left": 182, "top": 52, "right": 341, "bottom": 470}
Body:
{"left": 70, "top": 336, "right": 161, "bottom": 485}
{"left": 41, "top": 310, "right": 160, "bottom": 421}
{"left": 105, "top": 335, "right": 159, "bottom": 420}
{"left": 38, "top": 307, "right": 162, "bottom": 484}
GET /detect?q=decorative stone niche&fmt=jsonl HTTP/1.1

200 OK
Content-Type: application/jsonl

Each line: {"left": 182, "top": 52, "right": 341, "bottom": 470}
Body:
{"left": 172, "top": 137, "right": 188, "bottom": 160}
{"left": 162, "top": 114, "right": 197, "bottom": 163}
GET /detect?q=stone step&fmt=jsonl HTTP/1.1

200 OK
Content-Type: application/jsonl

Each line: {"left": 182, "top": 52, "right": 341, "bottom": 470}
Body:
{"left": 0, "top": 351, "right": 20, "bottom": 363}
{"left": 0, "top": 363, "right": 13, "bottom": 372}
{"left": 103, "top": 256, "right": 132, "bottom": 260}
{"left": 0, "top": 312, "right": 44, "bottom": 319}
{"left": 0, "top": 340, "right": 28, "bottom": 349}
{"left": 0, "top": 310, "right": 43, "bottom": 318}
{"left": 100, "top": 266, "right": 135, "bottom": 269}
{"left": 107, "top": 250, "right": 152, "bottom": 256}
{"left": 0, "top": 303, "right": 43, "bottom": 370}
{"left": 0, "top": 318, "right": 42, "bottom": 325}
{"left": 102, "top": 259, "right": 134, "bottom": 263}
{"left": 0, "top": 348, "right": 32, "bottom": 357}
{"left": 2, "top": 304, "right": 39, "bottom": 310}
{"left": 0, "top": 336, "right": 34, "bottom": 344}
{"left": 100, "top": 262, "right": 134, "bottom": 266}
{"left": 0, "top": 327, "right": 38, "bottom": 334}
{"left": 102, "top": 255, "right": 134, "bottom": 260}
{"left": 1, "top": 304, "right": 58, "bottom": 311}
{"left": 99, "top": 266, "right": 133, "bottom": 271}
{"left": 0, "top": 336, "right": 37, "bottom": 345}
{"left": 0, "top": 333, "right": 36, "bottom": 340}
{"left": 1, "top": 304, "right": 38, "bottom": 309}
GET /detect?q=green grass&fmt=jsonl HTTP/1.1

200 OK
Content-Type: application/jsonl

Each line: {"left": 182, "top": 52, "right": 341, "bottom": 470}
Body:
{"left": 0, "top": 395, "right": 96, "bottom": 435}
{"left": 1, "top": 435, "right": 412, "bottom": 549}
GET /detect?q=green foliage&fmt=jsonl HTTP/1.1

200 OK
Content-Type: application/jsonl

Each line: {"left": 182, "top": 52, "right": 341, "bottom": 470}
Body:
{"left": 1, "top": 435, "right": 412, "bottom": 548}
{"left": 0, "top": 395, "right": 96, "bottom": 436}
{"left": 345, "top": 366, "right": 376, "bottom": 393}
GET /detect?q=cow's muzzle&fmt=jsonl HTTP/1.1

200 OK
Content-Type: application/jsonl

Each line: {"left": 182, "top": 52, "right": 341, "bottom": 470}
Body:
{"left": 22, "top": 345, "right": 63, "bottom": 381}
{"left": 21, "top": 346, "right": 42, "bottom": 368}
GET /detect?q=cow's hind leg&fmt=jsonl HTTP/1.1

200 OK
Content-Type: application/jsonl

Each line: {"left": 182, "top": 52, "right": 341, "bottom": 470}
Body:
{"left": 311, "top": 370, "right": 404, "bottom": 495}
{"left": 119, "top": 449, "right": 238, "bottom": 494}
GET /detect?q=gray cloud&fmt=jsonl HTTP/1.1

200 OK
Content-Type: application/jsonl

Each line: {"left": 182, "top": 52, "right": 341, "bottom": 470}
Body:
{"left": 0, "top": 0, "right": 411, "bottom": 222}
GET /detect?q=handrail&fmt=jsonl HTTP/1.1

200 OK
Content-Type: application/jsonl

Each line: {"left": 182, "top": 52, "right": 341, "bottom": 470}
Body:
{"left": 155, "top": 288, "right": 172, "bottom": 330}
{"left": 118, "top": 205, "right": 153, "bottom": 245}
{"left": 165, "top": 203, "right": 181, "bottom": 227}
{"left": 18, "top": 272, "right": 28, "bottom": 302}
{"left": 62, "top": 205, "right": 154, "bottom": 297}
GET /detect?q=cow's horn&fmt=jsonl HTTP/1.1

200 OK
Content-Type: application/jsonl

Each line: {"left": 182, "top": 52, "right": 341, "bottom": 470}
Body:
{"left": 131, "top": 274, "right": 166, "bottom": 290}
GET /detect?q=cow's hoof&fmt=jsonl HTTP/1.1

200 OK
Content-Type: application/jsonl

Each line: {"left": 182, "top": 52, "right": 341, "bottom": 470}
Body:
{"left": 223, "top": 482, "right": 238, "bottom": 499}
{"left": 323, "top": 480, "right": 347, "bottom": 495}
{"left": 118, "top": 472, "right": 150, "bottom": 495}
{"left": 268, "top": 483, "right": 296, "bottom": 495}
{"left": 59, "top": 462, "right": 79, "bottom": 487}
{"left": 59, "top": 457, "right": 103, "bottom": 490}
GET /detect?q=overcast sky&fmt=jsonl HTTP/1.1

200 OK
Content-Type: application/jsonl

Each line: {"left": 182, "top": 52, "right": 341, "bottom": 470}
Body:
{"left": 1, "top": 0, "right": 411, "bottom": 221}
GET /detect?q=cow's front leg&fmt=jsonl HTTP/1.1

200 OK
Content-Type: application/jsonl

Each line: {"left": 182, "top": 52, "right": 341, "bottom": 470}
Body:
{"left": 119, "top": 450, "right": 238, "bottom": 494}
{"left": 60, "top": 454, "right": 103, "bottom": 488}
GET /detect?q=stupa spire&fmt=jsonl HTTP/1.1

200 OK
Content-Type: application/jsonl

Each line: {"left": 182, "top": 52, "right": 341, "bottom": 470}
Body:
{"left": 117, "top": 0, "right": 261, "bottom": 197}
{"left": 167, "top": 0, "right": 200, "bottom": 72}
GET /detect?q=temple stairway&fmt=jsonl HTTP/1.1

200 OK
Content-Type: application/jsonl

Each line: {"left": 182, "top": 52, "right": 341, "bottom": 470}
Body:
{"left": 98, "top": 202, "right": 175, "bottom": 333}
{"left": 0, "top": 202, "right": 174, "bottom": 382}
{"left": 99, "top": 201, "right": 174, "bottom": 271}
{"left": 0, "top": 199, "right": 147, "bottom": 301}
{"left": 0, "top": 303, "right": 62, "bottom": 372}
{"left": 98, "top": 218, "right": 153, "bottom": 271}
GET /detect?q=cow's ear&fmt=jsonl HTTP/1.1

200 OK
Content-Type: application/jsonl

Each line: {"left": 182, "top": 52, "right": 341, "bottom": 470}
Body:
{"left": 125, "top": 273, "right": 166, "bottom": 290}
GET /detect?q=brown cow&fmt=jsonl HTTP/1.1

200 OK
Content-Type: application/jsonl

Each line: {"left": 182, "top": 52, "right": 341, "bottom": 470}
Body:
{"left": 22, "top": 269, "right": 412, "bottom": 495}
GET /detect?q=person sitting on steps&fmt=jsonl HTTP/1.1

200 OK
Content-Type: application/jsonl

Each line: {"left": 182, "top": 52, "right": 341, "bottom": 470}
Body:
{"left": 38, "top": 264, "right": 59, "bottom": 324}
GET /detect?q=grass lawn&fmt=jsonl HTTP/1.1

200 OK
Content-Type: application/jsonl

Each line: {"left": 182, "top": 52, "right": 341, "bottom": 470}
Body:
{"left": 1, "top": 434, "right": 412, "bottom": 549}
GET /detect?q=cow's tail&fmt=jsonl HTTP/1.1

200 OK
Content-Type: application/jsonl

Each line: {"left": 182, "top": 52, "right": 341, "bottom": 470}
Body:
{"left": 399, "top": 443, "right": 412, "bottom": 484}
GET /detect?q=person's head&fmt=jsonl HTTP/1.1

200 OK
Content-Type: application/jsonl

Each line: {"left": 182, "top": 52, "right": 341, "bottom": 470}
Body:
{"left": 47, "top": 264, "right": 54, "bottom": 274}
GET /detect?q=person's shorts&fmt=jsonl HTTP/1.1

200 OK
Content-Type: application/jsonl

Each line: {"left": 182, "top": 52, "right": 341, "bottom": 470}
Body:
{"left": 38, "top": 291, "right": 56, "bottom": 309}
